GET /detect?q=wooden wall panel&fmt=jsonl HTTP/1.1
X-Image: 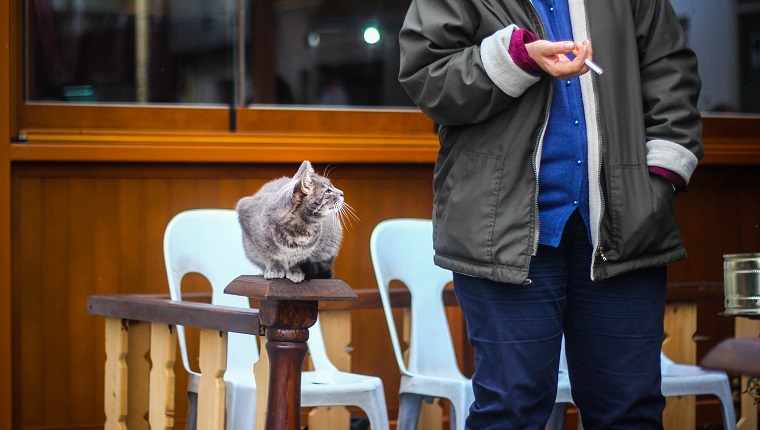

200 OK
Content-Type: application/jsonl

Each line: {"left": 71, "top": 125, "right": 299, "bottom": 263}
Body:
{"left": 0, "top": 1, "right": 13, "bottom": 425}
{"left": 670, "top": 166, "right": 760, "bottom": 283}
{"left": 10, "top": 160, "right": 758, "bottom": 429}
{"left": 13, "top": 177, "right": 44, "bottom": 427}
{"left": 11, "top": 162, "right": 434, "bottom": 429}
{"left": 68, "top": 178, "right": 99, "bottom": 422}
{"left": 669, "top": 165, "right": 760, "bottom": 367}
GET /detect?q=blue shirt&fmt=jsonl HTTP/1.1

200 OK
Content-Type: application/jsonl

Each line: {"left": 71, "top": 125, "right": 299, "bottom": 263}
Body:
{"left": 532, "top": 0, "right": 591, "bottom": 247}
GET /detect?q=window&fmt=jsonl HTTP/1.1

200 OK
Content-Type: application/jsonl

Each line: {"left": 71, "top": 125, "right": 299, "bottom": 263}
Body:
{"left": 670, "top": 0, "right": 760, "bottom": 113}
{"left": 18, "top": 0, "right": 760, "bottom": 136}
{"left": 25, "top": 0, "right": 415, "bottom": 108}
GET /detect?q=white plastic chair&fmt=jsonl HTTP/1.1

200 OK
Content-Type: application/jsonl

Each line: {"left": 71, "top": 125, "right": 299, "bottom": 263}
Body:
{"left": 370, "top": 218, "right": 473, "bottom": 430}
{"left": 547, "top": 338, "right": 575, "bottom": 430}
{"left": 164, "top": 208, "right": 260, "bottom": 430}
{"left": 302, "top": 317, "right": 390, "bottom": 430}
{"left": 371, "top": 219, "right": 736, "bottom": 430}
{"left": 547, "top": 342, "right": 737, "bottom": 429}
{"left": 660, "top": 352, "right": 737, "bottom": 429}
{"left": 164, "top": 208, "right": 389, "bottom": 430}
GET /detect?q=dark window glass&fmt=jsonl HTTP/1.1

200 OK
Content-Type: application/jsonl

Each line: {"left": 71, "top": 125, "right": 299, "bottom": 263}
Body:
{"left": 25, "top": 0, "right": 760, "bottom": 112}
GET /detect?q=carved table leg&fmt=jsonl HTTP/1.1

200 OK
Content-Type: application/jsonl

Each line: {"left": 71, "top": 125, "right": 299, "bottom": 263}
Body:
{"left": 223, "top": 276, "right": 358, "bottom": 430}
{"left": 736, "top": 318, "right": 760, "bottom": 430}
{"left": 259, "top": 299, "right": 318, "bottom": 430}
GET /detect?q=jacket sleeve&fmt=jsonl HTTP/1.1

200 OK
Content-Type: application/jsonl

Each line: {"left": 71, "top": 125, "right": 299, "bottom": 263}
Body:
{"left": 634, "top": 0, "right": 703, "bottom": 185}
{"left": 398, "top": 0, "right": 540, "bottom": 126}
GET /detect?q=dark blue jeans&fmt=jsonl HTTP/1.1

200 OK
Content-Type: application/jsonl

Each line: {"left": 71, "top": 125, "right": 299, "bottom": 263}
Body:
{"left": 453, "top": 211, "right": 666, "bottom": 429}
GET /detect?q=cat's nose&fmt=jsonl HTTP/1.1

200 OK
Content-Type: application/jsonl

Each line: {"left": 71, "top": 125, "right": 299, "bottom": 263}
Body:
{"left": 337, "top": 190, "right": 344, "bottom": 198}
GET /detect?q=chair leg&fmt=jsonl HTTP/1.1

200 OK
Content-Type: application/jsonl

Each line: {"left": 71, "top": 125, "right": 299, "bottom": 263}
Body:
{"left": 187, "top": 391, "right": 198, "bottom": 430}
{"left": 363, "top": 388, "right": 391, "bottom": 430}
{"left": 449, "top": 399, "right": 469, "bottom": 430}
{"left": 713, "top": 382, "right": 738, "bottom": 430}
{"left": 397, "top": 393, "right": 424, "bottom": 430}
{"left": 546, "top": 402, "right": 569, "bottom": 430}
{"left": 225, "top": 383, "right": 257, "bottom": 430}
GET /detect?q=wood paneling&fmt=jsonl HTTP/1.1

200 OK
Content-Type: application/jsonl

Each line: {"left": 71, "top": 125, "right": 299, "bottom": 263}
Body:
{"left": 19, "top": 104, "right": 437, "bottom": 135}
{"left": 11, "top": 162, "right": 433, "bottom": 429}
{"left": 0, "top": 0, "right": 13, "bottom": 426}
{"left": 20, "top": 104, "right": 230, "bottom": 131}
{"left": 13, "top": 128, "right": 439, "bottom": 164}
{"left": 670, "top": 165, "right": 760, "bottom": 282}
{"left": 10, "top": 159, "right": 759, "bottom": 429}
{"left": 10, "top": 121, "right": 760, "bottom": 167}
{"left": 236, "top": 108, "right": 435, "bottom": 134}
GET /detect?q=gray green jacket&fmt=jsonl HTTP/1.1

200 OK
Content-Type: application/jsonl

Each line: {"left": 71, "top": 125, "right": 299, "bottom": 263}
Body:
{"left": 398, "top": 0, "right": 702, "bottom": 283}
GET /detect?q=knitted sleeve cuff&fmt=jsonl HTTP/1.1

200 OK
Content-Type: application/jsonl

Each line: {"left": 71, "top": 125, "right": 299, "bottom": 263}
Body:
{"left": 649, "top": 166, "right": 688, "bottom": 192}
{"left": 646, "top": 139, "right": 699, "bottom": 191}
{"left": 509, "top": 28, "right": 542, "bottom": 75}
{"left": 480, "top": 25, "right": 542, "bottom": 97}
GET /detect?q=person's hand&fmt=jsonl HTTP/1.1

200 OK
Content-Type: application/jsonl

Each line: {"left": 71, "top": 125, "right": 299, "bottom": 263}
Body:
{"left": 525, "top": 39, "right": 592, "bottom": 80}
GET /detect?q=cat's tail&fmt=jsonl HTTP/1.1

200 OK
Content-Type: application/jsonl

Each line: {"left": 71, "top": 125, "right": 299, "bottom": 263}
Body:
{"left": 300, "top": 260, "right": 334, "bottom": 280}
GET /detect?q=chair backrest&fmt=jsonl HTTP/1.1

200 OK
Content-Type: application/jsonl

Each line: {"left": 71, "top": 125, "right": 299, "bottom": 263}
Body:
{"left": 163, "top": 208, "right": 261, "bottom": 379}
{"left": 370, "top": 218, "right": 462, "bottom": 378}
{"left": 164, "top": 208, "right": 340, "bottom": 379}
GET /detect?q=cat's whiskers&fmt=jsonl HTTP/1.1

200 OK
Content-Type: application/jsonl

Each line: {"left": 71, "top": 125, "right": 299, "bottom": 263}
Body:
{"left": 323, "top": 164, "right": 337, "bottom": 178}
{"left": 343, "top": 202, "right": 359, "bottom": 222}
{"left": 336, "top": 201, "right": 359, "bottom": 230}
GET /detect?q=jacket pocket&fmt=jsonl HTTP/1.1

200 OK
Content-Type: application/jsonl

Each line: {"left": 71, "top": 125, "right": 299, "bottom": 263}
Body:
{"left": 602, "top": 164, "right": 682, "bottom": 261}
{"left": 434, "top": 151, "right": 504, "bottom": 262}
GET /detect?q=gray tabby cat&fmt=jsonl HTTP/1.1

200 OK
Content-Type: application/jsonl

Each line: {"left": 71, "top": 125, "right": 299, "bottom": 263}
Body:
{"left": 236, "top": 160, "right": 348, "bottom": 283}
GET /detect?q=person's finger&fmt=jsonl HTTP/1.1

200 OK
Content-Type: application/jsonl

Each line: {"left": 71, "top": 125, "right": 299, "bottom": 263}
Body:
{"left": 553, "top": 41, "right": 575, "bottom": 55}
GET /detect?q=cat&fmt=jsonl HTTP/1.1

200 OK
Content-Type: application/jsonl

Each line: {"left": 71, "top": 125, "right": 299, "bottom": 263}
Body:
{"left": 236, "top": 160, "right": 352, "bottom": 283}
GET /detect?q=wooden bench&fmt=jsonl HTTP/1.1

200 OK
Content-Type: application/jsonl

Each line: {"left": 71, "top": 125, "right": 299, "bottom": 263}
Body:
{"left": 87, "top": 275, "right": 357, "bottom": 430}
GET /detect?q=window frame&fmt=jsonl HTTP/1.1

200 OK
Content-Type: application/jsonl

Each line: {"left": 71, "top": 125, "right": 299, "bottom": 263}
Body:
{"left": 9, "top": 1, "right": 760, "bottom": 166}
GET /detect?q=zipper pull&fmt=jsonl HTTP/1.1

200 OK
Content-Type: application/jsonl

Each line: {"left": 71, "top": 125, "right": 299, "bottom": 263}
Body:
{"left": 597, "top": 246, "right": 608, "bottom": 262}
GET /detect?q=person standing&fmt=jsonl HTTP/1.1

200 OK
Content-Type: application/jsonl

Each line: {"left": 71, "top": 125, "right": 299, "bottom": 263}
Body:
{"left": 398, "top": 0, "right": 701, "bottom": 428}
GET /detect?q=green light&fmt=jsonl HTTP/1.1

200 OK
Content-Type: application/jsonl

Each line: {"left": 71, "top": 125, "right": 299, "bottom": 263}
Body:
{"left": 363, "top": 26, "right": 381, "bottom": 44}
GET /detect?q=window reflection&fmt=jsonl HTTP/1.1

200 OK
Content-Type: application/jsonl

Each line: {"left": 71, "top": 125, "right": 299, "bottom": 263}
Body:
{"left": 25, "top": 0, "right": 760, "bottom": 113}
{"left": 670, "top": 0, "right": 760, "bottom": 114}
{"left": 27, "top": 0, "right": 239, "bottom": 104}
{"left": 274, "top": 0, "right": 412, "bottom": 106}
{"left": 25, "top": 0, "right": 414, "bottom": 107}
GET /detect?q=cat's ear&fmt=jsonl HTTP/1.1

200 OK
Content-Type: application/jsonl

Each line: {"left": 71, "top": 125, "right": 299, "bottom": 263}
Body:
{"left": 294, "top": 160, "right": 314, "bottom": 194}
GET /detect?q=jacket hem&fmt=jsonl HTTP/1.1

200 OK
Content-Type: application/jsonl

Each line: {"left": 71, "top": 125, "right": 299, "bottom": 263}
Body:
{"left": 593, "top": 246, "right": 687, "bottom": 280}
{"left": 434, "top": 253, "right": 529, "bottom": 285}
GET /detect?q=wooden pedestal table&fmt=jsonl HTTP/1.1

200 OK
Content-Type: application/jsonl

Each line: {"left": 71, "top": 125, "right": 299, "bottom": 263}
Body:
{"left": 224, "top": 275, "right": 358, "bottom": 430}
{"left": 701, "top": 332, "right": 760, "bottom": 430}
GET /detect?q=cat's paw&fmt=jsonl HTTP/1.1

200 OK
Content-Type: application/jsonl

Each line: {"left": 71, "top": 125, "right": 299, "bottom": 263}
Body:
{"left": 286, "top": 270, "right": 305, "bottom": 283}
{"left": 264, "top": 267, "right": 285, "bottom": 279}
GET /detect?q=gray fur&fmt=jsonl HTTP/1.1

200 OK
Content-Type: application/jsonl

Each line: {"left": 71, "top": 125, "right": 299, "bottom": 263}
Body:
{"left": 236, "top": 160, "right": 344, "bottom": 283}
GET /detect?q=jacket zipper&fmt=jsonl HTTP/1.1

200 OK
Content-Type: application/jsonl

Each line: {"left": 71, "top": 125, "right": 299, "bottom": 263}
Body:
{"left": 525, "top": 0, "right": 552, "bottom": 257}
{"left": 582, "top": 0, "right": 606, "bottom": 280}
{"left": 596, "top": 246, "right": 607, "bottom": 262}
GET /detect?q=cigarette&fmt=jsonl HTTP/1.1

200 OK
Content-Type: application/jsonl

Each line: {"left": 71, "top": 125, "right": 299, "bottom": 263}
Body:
{"left": 572, "top": 49, "right": 603, "bottom": 75}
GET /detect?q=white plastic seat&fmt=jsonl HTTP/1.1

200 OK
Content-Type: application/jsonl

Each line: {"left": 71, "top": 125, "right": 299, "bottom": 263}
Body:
{"left": 302, "top": 317, "right": 390, "bottom": 430}
{"left": 164, "top": 208, "right": 389, "bottom": 430}
{"left": 548, "top": 338, "right": 575, "bottom": 430}
{"left": 660, "top": 352, "right": 737, "bottom": 429}
{"left": 370, "top": 218, "right": 473, "bottom": 430}
{"left": 547, "top": 342, "right": 737, "bottom": 429}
